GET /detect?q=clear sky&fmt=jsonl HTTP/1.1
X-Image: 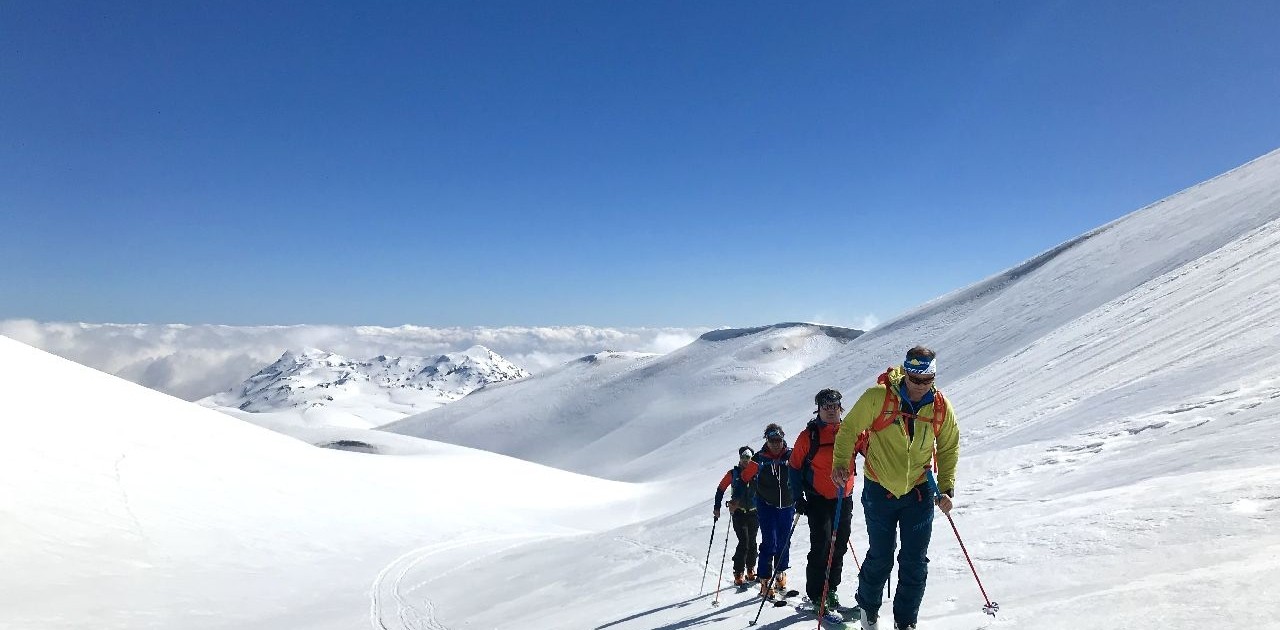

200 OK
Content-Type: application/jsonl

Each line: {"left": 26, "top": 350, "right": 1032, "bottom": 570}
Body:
{"left": 2, "top": 0, "right": 1278, "bottom": 328}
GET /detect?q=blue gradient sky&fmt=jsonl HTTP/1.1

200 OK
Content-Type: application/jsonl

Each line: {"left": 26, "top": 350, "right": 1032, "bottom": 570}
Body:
{"left": 3, "top": 1, "right": 1278, "bottom": 327}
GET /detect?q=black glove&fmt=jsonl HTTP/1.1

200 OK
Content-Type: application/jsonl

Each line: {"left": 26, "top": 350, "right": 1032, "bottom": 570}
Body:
{"left": 794, "top": 497, "right": 808, "bottom": 516}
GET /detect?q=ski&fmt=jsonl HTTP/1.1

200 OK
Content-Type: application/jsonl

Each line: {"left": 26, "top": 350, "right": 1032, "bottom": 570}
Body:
{"left": 747, "top": 587, "right": 802, "bottom": 625}
{"left": 795, "top": 599, "right": 860, "bottom": 628}
{"left": 768, "top": 589, "right": 800, "bottom": 607}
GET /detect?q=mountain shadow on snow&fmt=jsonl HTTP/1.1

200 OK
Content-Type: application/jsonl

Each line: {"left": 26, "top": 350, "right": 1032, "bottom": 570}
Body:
{"left": 697, "top": 322, "right": 863, "bottom": 343}
{"left": 317, "top": 439, "right": 380, "bottom": 454}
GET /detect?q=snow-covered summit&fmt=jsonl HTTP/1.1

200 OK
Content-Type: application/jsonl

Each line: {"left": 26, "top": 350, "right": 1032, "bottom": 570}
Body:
{"left": 201, "top": 345, "right": 528, "bottom": 428}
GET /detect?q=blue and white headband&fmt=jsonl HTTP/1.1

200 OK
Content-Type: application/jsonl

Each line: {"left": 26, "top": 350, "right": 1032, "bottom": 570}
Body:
{"left": 903, "top": 355, "right": 937, "bottom": 375}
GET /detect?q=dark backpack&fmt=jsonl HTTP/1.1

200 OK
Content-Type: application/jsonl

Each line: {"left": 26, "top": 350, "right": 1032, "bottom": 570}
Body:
{"left": 799, "top": 419, "right": 825, "bottom": 492}
{"left": 729, "top": 466, "right": 756, "bottom": 506}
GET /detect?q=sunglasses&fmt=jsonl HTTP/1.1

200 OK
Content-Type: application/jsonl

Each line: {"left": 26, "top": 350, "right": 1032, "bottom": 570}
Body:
{"left": 906, "top": 373, "right": 935, "bottom": 386}
{"left": 820, "top": 403, "right": 843, "bottom": 411}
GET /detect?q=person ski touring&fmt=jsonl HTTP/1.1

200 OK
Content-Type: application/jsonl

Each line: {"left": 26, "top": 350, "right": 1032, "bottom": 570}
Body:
{"left": 789, "top": 388, "right": 858, "bottom": 618}
{"left": 831, "top": 346, "right": 959, "bottom": 630}
{"left": 740, "top": 423, "right": 802, "bottom": 598}
{"left": 713, "top": 446, "right": 760, "bottom": 586}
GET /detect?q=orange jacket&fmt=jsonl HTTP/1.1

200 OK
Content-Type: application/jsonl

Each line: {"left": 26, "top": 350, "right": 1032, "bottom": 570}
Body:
{"left": 789, "top": 419, "right": 856, "bottom": 500}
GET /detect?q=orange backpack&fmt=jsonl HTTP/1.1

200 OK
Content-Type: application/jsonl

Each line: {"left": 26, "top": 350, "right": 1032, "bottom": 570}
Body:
{"left": 854, "top": 367, "right": 949, "bottom": 458}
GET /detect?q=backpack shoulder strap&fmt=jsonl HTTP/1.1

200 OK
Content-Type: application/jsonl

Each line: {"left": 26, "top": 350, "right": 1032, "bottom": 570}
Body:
{"left": 930, "top": 390, "right": 948, "bottom": 437}
{"left": 870, "top": 381, "right": 900, "bottom": 432}
{"left": 802, "top": 419, "right": 821, "bottom": 471}
{"left": 924, "top": 390, "right": 950, "bottom": 473}
{"left": 857, "top": 369, "right": 902, "bottom": 455}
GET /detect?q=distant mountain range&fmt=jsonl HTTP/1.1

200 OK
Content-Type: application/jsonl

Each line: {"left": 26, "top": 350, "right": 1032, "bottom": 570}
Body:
{"left": 200, "top": 345, "right": 528, "bottom": 428}
{"left": 379, "top": 322, "right": 864, "bottom": 478}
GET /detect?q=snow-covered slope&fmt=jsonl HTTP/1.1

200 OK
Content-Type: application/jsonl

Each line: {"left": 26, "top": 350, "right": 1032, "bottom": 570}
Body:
{"left": 6, "top": 149, "right": 1280, "bottom": 630}
{"left": 0, "top": 335, "right": 660, "bottom": 630}
{"left": 388, "top": 149, "right": 1280, "bottom": 629}
{"left": 620, "top": 148, "right": 1280, "bottom": 482}
{"left": 200, "top": 345, "right": 528, "bottom": 428}
{"left": 380, "top": 323, "right": 862, "bottom": 478}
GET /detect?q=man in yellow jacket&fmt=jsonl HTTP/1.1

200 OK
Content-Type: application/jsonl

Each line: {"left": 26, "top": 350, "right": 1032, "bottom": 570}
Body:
{"left": 830, "top": 346, "right": 959, "bottom": 630}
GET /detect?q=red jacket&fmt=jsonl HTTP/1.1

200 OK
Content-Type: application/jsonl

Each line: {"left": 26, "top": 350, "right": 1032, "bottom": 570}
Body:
{"left": 789, "top": 419, "right": 856, "bottom": 500}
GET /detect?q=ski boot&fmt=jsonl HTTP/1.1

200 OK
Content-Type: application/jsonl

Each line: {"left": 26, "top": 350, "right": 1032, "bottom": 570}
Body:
{"left": 758, "top": 577, "right": 774, "bottom": 599}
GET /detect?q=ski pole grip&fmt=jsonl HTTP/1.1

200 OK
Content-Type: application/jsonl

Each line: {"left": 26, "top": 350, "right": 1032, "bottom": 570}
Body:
{"left": 924, "top": 469, "right": 941, "bottom": 500}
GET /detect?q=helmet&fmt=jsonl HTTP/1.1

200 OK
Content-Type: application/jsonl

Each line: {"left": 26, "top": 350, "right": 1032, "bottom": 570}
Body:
{"left": 815, "top": 388, "right": 842, "bottom": 406}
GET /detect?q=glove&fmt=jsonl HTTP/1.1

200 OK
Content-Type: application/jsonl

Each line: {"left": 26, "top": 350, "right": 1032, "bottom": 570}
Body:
{"left": 714, "top": 508, "right": 721, "bottom": 520}
{"left": 794, "top": 496, "right": 808, "bottom": 516}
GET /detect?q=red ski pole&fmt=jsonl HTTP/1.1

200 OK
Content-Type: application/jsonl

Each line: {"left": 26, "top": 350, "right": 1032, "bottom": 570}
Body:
{"left": 944, "top": 511, "right": 998, "bottom": 617}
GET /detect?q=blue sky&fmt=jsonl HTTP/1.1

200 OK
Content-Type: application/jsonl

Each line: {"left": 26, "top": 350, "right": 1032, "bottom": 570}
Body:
{"left": 3, "top": 1, "right": 1278, "bottom": 328}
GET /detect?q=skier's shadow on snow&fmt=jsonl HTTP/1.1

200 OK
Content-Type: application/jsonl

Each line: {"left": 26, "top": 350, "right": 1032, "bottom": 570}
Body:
{"left": 745, "top": 611, "right": 806, "bottom": 630}
{"left": 595, "top": 589, "right": 800, "bottom": 630}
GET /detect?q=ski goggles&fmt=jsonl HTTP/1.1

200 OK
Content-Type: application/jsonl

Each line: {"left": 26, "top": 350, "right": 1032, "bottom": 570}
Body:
{"left": 906, "top": 373, "right": 935, "bottom": 386}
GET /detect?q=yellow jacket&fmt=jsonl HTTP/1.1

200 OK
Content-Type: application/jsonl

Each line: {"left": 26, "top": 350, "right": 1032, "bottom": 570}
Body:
{"left": 831, "top": 368, "right": 959, "bottom": 499}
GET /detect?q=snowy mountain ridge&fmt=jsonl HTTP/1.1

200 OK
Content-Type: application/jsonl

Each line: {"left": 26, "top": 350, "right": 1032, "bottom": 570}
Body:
{"left": 380, "top": 322, "right": 863, "bottom": 478}
{"left": 201, "top": 345, "right": 528, "bottom": 428}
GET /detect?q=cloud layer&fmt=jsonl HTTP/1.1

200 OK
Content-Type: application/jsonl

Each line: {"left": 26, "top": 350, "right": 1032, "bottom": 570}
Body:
{"left": 0, "top": 320, "right": 707, "bottom": 401}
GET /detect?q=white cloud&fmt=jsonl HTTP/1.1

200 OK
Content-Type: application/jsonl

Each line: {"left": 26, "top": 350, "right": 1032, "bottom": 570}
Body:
{"left": 0, "top": 320, "right": 709, "bottom": 401}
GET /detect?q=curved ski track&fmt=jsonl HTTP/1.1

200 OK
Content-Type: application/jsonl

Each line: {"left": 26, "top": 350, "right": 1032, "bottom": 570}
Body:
{"left": 369, "top": 533, "right": 559, "bottom": 630}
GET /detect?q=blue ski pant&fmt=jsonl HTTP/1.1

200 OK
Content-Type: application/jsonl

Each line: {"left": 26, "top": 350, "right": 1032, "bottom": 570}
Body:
{"left": 854, "top": 479, "right": 935, "bottom": 627}
{"left": 754, "top": 499, "right": 795, "bottom": 579}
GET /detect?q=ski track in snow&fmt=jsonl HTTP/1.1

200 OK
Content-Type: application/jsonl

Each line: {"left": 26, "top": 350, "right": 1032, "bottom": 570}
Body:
{"left": 613, "top": 535, "right": 699, "bottom": 566}
{"left": 369, "top": 533, "right": 563, "bottom": 630}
